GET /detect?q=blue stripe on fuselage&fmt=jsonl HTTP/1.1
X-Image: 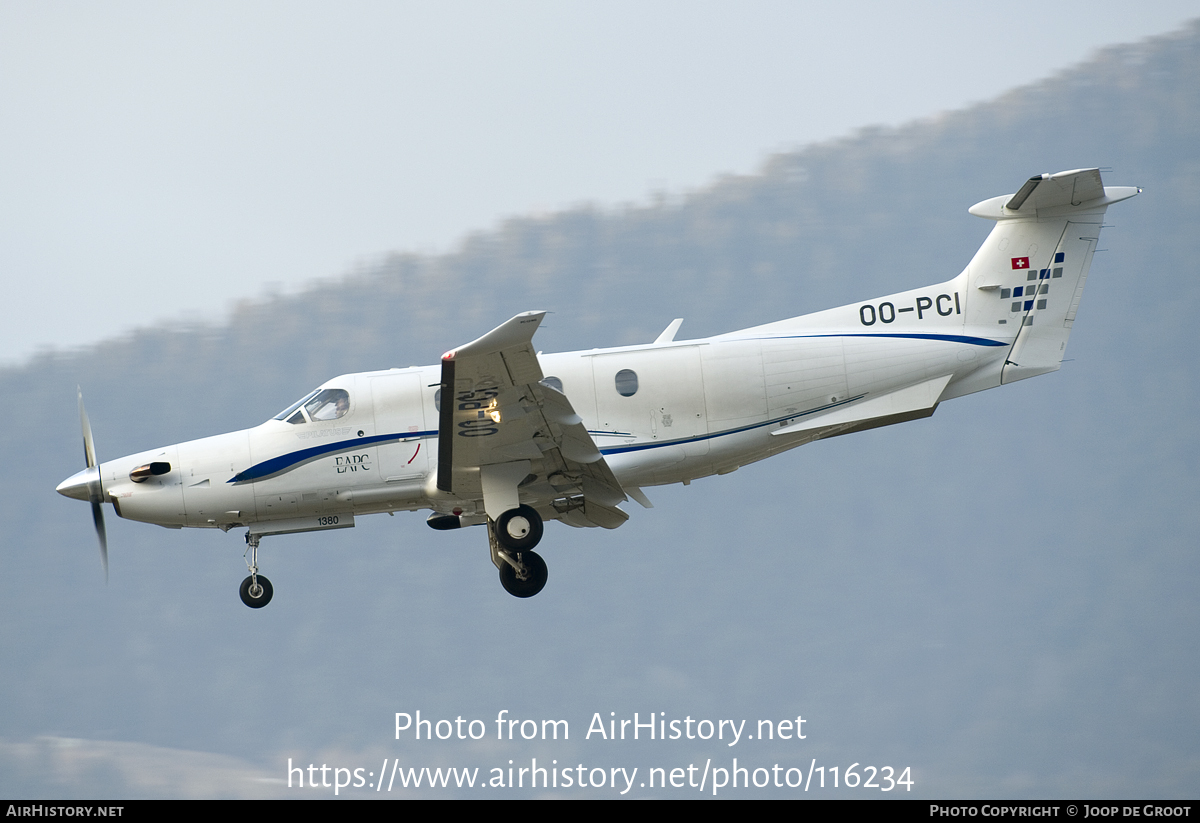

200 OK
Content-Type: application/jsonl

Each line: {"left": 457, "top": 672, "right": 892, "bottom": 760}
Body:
{"left": 228, "top": 431, "right": 435, "bottom": 483}
{"left": 753, "top": 333, "right": 1006, "bottom": 346}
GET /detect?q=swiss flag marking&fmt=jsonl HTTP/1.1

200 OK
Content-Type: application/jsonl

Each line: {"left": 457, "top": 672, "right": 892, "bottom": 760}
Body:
{"left": 1011, "top": 257, "right": 1030, "bottom": 269}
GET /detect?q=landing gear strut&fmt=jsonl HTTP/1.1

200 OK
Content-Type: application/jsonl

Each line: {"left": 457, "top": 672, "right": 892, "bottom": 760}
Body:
{"left": 488, "top": 507, "right": 548, "bottom": 597}
{"left": 240, "top": 532, "right": 273, "bottom": 608}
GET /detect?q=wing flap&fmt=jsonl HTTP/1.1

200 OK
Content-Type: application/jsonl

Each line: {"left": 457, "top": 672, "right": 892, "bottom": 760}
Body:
{"left": 581, "top": 475, "right": 626, "bottom": 507}
{"left": 582, "top": 499, "right": 630, "bottom": 529}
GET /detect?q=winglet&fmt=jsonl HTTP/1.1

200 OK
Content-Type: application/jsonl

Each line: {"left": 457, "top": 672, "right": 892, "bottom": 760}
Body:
{"left": 442, "top": 311, "right": 546, "bottom": 361}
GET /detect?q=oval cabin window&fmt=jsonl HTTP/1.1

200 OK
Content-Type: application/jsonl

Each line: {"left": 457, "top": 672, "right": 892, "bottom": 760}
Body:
{"left": 614, "top": 369, "right": 638, "bottom": 397}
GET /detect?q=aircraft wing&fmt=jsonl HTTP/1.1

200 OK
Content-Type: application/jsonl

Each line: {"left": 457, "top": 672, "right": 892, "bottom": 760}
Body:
{"left": 437, "top": 312, "right": 629, "bottom": 529}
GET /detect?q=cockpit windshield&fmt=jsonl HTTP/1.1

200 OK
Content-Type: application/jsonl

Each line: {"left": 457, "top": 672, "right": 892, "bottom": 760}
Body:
{"left": 273, "top": 390, "right": 319, "bottom": 421}
{"left": 272, "top": 388, "right": 351, "bottom": 424}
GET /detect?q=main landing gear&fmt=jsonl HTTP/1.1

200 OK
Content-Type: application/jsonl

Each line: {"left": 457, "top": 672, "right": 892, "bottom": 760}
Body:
{"left": 240, "top": 532, "right": 273, "bottom": 608}
{"left": 498, "top": 550, "right": 547, "bottom": 598}
{"left": 490, "top": 505, "right": 548, "bottom": 598}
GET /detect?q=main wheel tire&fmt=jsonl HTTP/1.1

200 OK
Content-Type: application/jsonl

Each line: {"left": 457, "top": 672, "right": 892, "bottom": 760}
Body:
{"left": 498, "top": 550, "right": 548, "bottom": 598}
{"left": 240, "top": 574, "right": 274, "bottom": 608}
{"left": 493, "top": 505, "right": 544, "bottom": 551}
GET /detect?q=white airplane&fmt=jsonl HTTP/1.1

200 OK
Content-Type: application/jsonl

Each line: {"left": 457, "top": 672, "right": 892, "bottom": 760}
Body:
{"left": 57, "top": 169, "right": 1138, "bottom": 607}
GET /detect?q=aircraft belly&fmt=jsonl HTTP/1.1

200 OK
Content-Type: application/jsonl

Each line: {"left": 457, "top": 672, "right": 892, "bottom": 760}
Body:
{"left": 606, "top": 445, "right": 686, "bottom": 487}
{"left": 700, "top": 427, "right": 775, "bottom": 476}
{"left": 182, "top": 481, "right": 256, "bottom": 527}
{"left": 249, "top": 447, "right": 378, "bottom": 521}
{"left": 255, "top": 490, "right": 301, "bottom": 519}
{"left": 609, "top": 425, "right": 784, "bottom": 487}
{"left": 255, "top": 479, "right": 428, "bottom": 520}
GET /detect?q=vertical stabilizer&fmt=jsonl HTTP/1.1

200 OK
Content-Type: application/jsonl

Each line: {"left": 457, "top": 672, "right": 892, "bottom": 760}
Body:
{"left": 962, "top": 169, "right": 1139, "bottom": 383}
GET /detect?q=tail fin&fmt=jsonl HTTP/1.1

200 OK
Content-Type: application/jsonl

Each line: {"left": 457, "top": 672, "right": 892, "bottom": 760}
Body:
{"left": 962, "top": 169, "right": 1139, "bottom": 383}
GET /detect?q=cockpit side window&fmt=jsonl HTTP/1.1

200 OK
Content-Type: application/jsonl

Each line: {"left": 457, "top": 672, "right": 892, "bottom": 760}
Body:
{"left": 305, "top": 388, "right": 351, "bottom": 421}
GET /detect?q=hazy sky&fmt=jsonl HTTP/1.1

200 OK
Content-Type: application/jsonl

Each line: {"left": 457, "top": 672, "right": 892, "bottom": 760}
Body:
{"left": 2, "top": 1, "right": 1196, "bottom": 366}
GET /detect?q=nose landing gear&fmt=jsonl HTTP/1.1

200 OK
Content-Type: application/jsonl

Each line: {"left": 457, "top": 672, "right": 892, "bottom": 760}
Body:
{"left": 240, "top": 532, "right": 274, "bottom": 608}
{"left": 240, "top": 573, "right": 274, "bottom": 608}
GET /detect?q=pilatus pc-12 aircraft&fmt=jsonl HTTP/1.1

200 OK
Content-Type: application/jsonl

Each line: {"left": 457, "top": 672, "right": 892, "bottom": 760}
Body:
{"left": 58, "top": 169, "right": 1138, "bottom": 607}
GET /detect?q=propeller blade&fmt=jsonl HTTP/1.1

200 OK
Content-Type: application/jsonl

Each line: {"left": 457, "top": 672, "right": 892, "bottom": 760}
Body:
{"left": 79, "top": 388, "right": 97, "bottom": 468}
{"left": 91, "top": 497, "right": 109, "bottom": 583}
{"left": 77, "top": 388, "right": 108, "bottom": 582}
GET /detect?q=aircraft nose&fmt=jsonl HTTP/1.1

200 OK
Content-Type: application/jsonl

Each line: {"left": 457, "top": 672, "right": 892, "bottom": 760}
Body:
{"left": 56, "top": 467, "right": 95, "bottom": 501}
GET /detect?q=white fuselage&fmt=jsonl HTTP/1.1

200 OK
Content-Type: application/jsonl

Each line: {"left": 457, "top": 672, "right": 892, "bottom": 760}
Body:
{"left": 94, "top": 275, "right": 1006, "bottom": 534}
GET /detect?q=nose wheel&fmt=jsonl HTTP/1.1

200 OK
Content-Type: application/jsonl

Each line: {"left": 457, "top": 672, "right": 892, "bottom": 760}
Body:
{"left": 240, "top": 574, "right": 274, "bottom": 608}
{"left": 240, "top": 532, "right": 274, "bottom": 608}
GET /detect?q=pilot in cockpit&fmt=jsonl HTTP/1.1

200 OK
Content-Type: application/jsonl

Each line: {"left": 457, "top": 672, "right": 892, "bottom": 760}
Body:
{"left": 308, "top": 389, "right": 350, "bottom": 421}
{"left": 274, "top": 387, "right": 351, "bottom": 424}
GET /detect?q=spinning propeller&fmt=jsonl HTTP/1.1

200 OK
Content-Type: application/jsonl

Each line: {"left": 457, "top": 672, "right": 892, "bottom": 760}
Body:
{"left": 55, "top": 390, "right": 109, "bottom": 581}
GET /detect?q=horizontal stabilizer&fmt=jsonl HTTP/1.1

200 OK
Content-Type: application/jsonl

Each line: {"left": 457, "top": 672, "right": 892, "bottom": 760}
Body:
{"left": 771, "top": 375, "right": 952, "bottom": 437}
{"left": 969, "top": 168, "right": 1139, "bottom": 220}
{"left": 1006, "top": 168, "right": 1103, "bottom": 211}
